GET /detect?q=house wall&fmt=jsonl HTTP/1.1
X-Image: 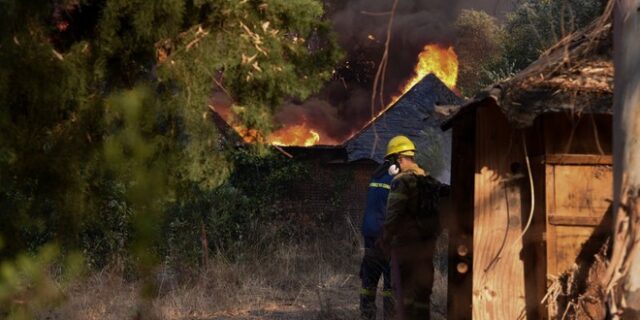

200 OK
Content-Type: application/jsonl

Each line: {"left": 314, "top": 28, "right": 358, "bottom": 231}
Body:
{"left": 281, "top": 160, "right": 377, "bottom": 239}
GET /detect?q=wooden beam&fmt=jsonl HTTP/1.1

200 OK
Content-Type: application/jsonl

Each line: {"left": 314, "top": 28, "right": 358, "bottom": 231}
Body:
{"left": 548, "top": 215, "right": 603, "bottom": 227}
{"left": 543, "top": 154, "right": 613, "bottom": 165}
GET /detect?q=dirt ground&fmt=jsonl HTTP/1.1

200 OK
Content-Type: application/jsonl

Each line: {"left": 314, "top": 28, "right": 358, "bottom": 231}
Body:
{"left": 207, "top": 273, "right": 447, "bottom": 320}
{"left": 207, "top": 275, "right": 360, "bottom": 320}
{"left": 41, "top": 233, "right": 448, "bottom": 320}
{"left": 207, "top": 232, "right": 448, "bottom": 320}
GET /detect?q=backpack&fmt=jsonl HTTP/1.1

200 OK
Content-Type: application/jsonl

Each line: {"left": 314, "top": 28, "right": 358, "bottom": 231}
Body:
{"left": 414, "top": 175, "right": 450, "bottom": 237}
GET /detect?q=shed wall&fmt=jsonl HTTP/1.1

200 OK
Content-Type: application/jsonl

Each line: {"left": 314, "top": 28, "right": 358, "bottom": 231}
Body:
{"left": 447, "top": 104, "right": 475, "bottom": 320}
{"left": 542, "top": 113, "right": 612, "bottom": 155}
{"left": 472, "top": 105, "right": 527, "bottom": 319}
{"left": 448, "top": 109, "right": 614, "bottom": 319}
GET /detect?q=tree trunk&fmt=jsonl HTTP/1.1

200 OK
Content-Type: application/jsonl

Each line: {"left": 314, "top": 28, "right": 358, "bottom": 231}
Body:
{"left": 605, "top": 0, "right": 640, "bottom": 317}
{"left": 200, "top": 220, "right": 209, "bottom": 268}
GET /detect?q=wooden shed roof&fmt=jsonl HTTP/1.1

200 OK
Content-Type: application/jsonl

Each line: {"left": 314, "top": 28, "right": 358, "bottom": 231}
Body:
{"left": 443, "top": 3, "right": 613, "bottom": 130}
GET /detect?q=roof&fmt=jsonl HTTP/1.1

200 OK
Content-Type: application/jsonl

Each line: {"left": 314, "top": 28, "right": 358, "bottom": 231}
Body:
{"left": 208, "top": 106, "right": 246, "bottom": 147}
{"left": 344, "top": 73, "right": 463, "bottom": 163}
{"left": 279, "top": 144, "right": 348, "bottom": 162}
{"left": 442, "top": 2, "right": 613, "bottom": 130}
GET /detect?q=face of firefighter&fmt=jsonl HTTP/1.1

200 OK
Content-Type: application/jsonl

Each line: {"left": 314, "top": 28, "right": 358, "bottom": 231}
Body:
{"left": 397, "top": 155, "right": 415, "bottom": 172}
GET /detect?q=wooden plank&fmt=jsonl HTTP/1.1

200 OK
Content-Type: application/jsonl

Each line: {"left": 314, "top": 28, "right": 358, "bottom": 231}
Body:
{"left": 447, "top": 103, "right": 475, "bottom": 320}
{"left": 546, "top": 165, "right": 558, "bottom": 278}
{"left": 546, "top": 164, "right": 613, "bottom": 276}
{"left": 544, "top": 154, "right": 613, "bottom": 165}
{"left": 548, "top": 215, "right": 604, "bottom": 227}
{"left": 472, "top": 104, "right": 526, "bottom": 320}
{"left": 545, "top": 164, "right": 558, "bottom": 318}
{"left": 552, "top": 165, "right": 612, "bottom": 216}
{"left": 553, "top": 226, "right": 598, "bottom": 274}
{"left": 523, "top": 127, "right": 549, "bottom": 320}
{"left": 544, "top": 152, "right": 614, "bottom": 319}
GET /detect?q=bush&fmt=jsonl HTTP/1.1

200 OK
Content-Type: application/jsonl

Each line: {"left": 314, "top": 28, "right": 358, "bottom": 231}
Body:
{"left": 162, "top": 148, "right": 310, "bottom": 268}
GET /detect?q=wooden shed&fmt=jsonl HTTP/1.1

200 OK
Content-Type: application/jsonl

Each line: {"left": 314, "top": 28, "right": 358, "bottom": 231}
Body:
{"left": 442, "top": 6, "right": 614, "bottom": 320}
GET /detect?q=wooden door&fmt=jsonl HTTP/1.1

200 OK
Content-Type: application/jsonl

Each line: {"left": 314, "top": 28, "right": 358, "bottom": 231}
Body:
{"left": 545, "top": 155, "right": 612, "bottom": 277}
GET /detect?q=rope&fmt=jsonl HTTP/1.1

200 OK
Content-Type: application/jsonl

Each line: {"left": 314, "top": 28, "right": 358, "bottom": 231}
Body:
{"left": 512, "top": 132, "right": 536, "bottom": 248}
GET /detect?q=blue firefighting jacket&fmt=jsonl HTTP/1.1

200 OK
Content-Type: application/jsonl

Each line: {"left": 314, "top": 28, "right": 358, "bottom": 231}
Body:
{"left": 361, "top": 172, "right": 393, "bottom": 240}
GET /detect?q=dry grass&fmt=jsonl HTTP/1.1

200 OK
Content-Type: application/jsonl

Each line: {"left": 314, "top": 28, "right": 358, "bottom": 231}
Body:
{"left": 36, "top": 212, "right": 449, "bottom": 320}
{"left": 39, "top": 272, "right": 139, "bottom": 320}
{"left": 39, "top": 236, "right": 361, "bottom": 320}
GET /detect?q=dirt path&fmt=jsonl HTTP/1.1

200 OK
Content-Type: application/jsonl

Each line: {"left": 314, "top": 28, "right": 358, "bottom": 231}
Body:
{"left": 207, "top": 232, "right": 449, "bottom": 320}
{"left": 208, "top": 274, "right": 360, "bottom": 320}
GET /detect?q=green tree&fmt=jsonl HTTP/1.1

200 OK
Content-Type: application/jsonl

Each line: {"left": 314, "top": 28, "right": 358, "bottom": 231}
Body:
{"left": 454, "top": 9, "right": 504, "bottom": 96}
{"left": 502, "top": 0, "right": 605, "bottom": 72}
{"left": 0, "top": 0, "right": 340, "bottom": 317}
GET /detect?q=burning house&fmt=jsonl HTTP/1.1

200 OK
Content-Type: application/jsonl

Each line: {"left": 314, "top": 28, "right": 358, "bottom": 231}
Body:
{"left": 211, "top": 71, "right": 461, "bottom": 231}
{"left": 212, "top": 40, "right": 463, "bottom": 317}
{"left": 345, "top": 73, "right": 462, "bottom": 182}
{"left": 273, "top": 73, "right": 462, "bottom": 227}
{"left": 443, "top": 6, "right": 613, "bottom": 319}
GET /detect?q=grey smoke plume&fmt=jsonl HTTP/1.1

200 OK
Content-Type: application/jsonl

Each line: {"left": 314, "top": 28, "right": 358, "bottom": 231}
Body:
{"left": 271, "top": 0, "right": 511, "bottom": 144}
{"left": 273, "top": 98, "right": 350, "bottom": 144}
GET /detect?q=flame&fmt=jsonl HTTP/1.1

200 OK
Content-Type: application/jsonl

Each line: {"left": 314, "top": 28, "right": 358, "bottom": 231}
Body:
{"left": 234, "top": 126, "right": 262, "bottom": 144}
{"left": 222, "top": 112, "right": 326, "bottom": 147}
{"left": 56, "top": 21, "right": 69, "bottom": 32}
{"left": 268, "top": 124, "right": 321, "bottom": 147}
{"left": 390, "top": 44, "right": 458, "bottom": 104}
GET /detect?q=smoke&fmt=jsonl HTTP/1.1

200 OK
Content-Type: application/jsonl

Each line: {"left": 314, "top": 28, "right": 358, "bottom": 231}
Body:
{"left": 337, "top": 0, "right": 474, "bottom": 98}
{"left": 231, "top": 0, "right": 511, "bottom": 145}
{"left": 273, "top": 98, "right": 351, "bottom": 144}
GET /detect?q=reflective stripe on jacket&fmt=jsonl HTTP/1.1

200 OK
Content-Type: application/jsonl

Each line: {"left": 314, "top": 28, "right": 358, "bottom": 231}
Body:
{"left": 361, "top": 173, "right": 393, "bottom": 239}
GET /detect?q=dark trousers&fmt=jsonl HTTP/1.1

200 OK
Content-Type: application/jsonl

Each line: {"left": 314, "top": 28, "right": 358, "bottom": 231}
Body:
{"left": 360, "top": 237, "right": 394, "bottom": 320}
{"left": 395, "top": 239, "right": 436, "bottom": 320}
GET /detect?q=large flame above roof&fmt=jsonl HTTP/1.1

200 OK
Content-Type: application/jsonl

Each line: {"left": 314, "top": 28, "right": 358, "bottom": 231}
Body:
{"left": 390, "top": 44, "right": 458, "bottom": 105}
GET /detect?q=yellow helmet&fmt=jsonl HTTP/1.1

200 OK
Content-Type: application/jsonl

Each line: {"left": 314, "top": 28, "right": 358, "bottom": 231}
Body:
{"left": 385, "top": 135, "right": 415, "bottom": 158}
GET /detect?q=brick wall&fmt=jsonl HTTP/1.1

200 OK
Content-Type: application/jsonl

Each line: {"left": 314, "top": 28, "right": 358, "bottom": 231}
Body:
{"left": 280, "top": 160, "right": 377, "bottom": 239}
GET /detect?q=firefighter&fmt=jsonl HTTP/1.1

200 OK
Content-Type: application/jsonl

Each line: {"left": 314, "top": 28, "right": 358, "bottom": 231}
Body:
{"left": 360, "top": 159, "right": 394, "bottom": 319}
{"left": 382, "top": 135, "right": 443, "bottom": 320}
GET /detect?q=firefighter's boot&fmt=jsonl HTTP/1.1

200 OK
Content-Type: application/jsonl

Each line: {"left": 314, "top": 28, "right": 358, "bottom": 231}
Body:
{"left": 382, "top": 289, "right": 395, "bottom": 319}
{"left": 412, "top": 300, "right": 430, "bottom": 320}
{"left": 360, "top": 288, "right": 377, "bottom": 320}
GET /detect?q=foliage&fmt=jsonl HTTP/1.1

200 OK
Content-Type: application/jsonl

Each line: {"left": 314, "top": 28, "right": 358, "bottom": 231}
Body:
{"left": 78, "top": 181, "right": 132, "bottom": 270}
{"left": 0, "top": 243, "right": 84, "bottom": 320}
{"left": 456, "top": 1, "right": 604, "bottom": 94}
{"left": 501, "top": 0, "right": 605, "bottom": 72}
{"left": 164, "top": 149, "right": 309, "bottom": 266}
{"left": 454, "top": 9, "right": 504, "bottom": 96}
{"left": 0, "top": 0, "right": 340, "bottom": 316}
